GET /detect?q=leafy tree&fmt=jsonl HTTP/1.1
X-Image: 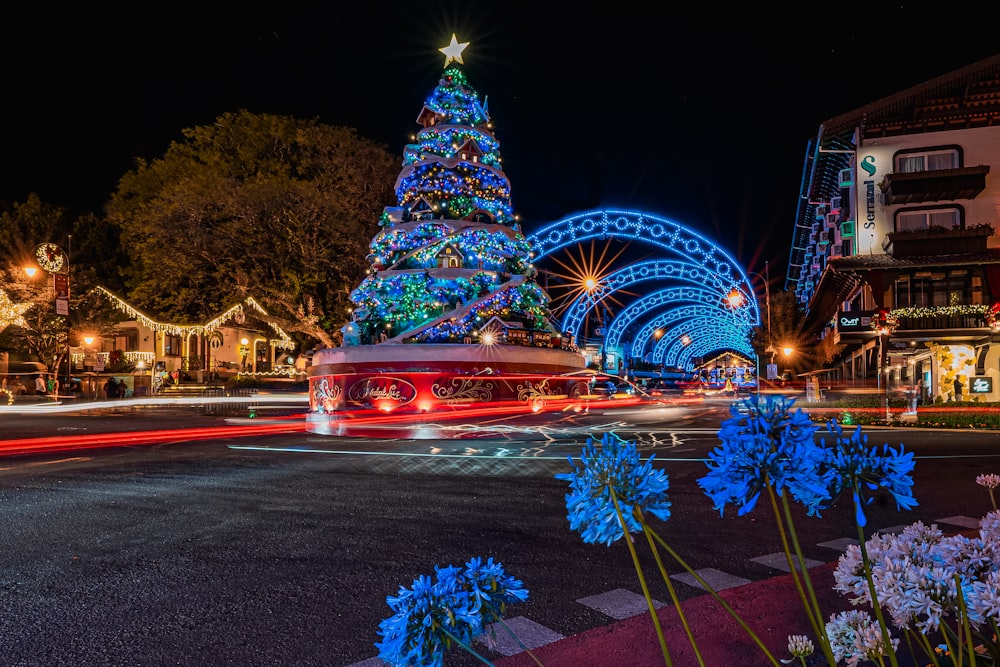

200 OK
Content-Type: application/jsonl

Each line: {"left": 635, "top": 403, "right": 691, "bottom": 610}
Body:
{"left": 0, "top": 196, "right": 127, "bottom": 372}
{"left": 104, "top": 110, "right": 398, "bottom": 348}
{"left": 0, "top": 195, "right": 74, "bottom": 371}
{"left": 751, "top": 289, "right": 817, "bottom": 376}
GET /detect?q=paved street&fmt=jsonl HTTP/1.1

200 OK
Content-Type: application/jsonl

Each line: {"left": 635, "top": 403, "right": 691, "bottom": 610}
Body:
{"left": 0, "top": 401, "right": 996, "bottom": 666}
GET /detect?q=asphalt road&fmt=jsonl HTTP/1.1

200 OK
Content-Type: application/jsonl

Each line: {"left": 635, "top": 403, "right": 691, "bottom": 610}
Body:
{"left": 0, "top": 400, "right": 997, "bottom": 666}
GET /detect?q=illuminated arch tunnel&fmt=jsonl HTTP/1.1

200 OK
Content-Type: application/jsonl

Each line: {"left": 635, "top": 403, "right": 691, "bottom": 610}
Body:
{"left": 527, "top": 209, "right": 759, "bottom": 372}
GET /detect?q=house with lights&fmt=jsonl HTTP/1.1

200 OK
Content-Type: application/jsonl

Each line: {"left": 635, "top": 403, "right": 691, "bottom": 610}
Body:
{"left": 79, "top": 288, "right": 298, "bottom": 387}
{"left": 788, "top": 53, "right": 1000, "bottom": 403}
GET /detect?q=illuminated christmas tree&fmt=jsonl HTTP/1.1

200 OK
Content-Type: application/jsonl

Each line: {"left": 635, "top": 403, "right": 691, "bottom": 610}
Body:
{"left": 345, "top": 35, "right": 560, "bottom": 347}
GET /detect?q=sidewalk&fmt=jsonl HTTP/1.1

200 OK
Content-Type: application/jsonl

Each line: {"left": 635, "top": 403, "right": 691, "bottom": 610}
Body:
{"left": 496, "top": 562, "right": 853, "bottom": 667}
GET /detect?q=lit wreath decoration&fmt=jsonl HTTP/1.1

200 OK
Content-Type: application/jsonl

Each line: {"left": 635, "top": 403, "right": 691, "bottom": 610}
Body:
{"left": 870, "top": 310, "right": 898, "bottom": 335}
{"left": 988, "top": 303, "right": 1000, "bottom": 330}
{"left": 35, "top": 243, "right": 68, "bottom": 274}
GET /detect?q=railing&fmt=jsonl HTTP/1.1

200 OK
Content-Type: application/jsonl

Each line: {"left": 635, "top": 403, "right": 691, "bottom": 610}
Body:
{"left": 894, "top": 314, "right": 988, "bottom": 330}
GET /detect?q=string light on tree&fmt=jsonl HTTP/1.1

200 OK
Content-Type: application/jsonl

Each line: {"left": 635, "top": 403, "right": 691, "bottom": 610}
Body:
{"left": 0, "top": 289, "right": 31, "bottom": 332}
{"left": 346, "top": 35, "right": 563, "bottom": 347}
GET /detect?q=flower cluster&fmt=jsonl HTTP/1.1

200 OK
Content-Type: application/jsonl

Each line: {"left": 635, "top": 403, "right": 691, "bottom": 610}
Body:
{"left": 556, "top": 432, "right": 671, "bottom": 546}
{"left": 376, "top": 557, "right": 528, "bottom": 667}
{"left": 825, "top": 609, "right": 899, "bottom": 664}
{"left": 833, "top": 515, "right": 1000, "bottom": 661}
{"left": 821, "top": 420, "right": 918, "bottom": 527}
{"left": 698, "top": 394, "right": 828, "bottom": 516}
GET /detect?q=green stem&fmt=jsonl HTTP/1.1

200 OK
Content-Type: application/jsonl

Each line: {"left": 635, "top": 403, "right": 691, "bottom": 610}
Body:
{"left": 636, "top": 510, "right": 705, "bottom": 667}
{"left": 440, "top": 626, "right": 496, "bottom": 666}
{"left": 955, "top": 573, "right": 976, "bottom": 666}
{"left": 765, "top": 485, "right": 837, "bottom": 665}
{"left": 645, "top": 528, "right": 781, "bottom": 666}
{"left": 610, "top": 488, "right": 672, "bottom": 666}
{"left": 990, "top": 488, "right": 997, "bottom": 511}
{"left": 907, "top": 628, "right": 941, "bottom": 667}
{"left": 937, "top": 619, "right": 958, "bottom": 666}
{"left": 489, "top": 614, "right": 545, "bottom": 667}
{"left": 854, "top": 510, "right": 899, "bottom": 667}
{"left": 778, "top": 490, "right": 837, "bottom": 664}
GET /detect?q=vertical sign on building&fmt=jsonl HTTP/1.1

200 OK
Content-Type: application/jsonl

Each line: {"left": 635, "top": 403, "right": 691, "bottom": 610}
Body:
{"left": 53, "top": 273, "right": 70, "bottom": 316}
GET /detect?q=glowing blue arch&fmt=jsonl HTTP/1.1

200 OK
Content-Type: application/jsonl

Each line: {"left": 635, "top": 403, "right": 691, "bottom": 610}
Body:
{"left": 619, "top": 300, "right": 747, "bottom": 360}
{"left": 558, "top": 259, "right": 742, "bottom": 341}
{"left": 651, "top": 318, "right": 754, "bottom": 366}
{"left": 605, "top": 286, "right": 756, "bottom": 356}
{"left": 528, "top": 209, "right": 760, "bottom": 364}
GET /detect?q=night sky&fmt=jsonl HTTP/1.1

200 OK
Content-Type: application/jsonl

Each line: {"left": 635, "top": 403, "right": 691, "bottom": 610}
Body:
{"left": 3, "top": 6, "right": 998, "bottom": 282}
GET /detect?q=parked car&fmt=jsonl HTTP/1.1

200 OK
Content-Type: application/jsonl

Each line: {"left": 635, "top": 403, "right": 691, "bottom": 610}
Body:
{"left": 590, "top": 379, "right": 619, "bottom": 397}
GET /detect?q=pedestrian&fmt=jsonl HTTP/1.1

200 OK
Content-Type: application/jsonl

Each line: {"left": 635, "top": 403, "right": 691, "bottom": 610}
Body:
{"left": 104, "top": 377, "right": 117, "bottom": 400}
{"left": 953, "top": 375, "right": 964, "bottom": 402}
{"left": 916, "top": 377, "right": 925, "bottom": 405}
{"left": 117, "top": 378, "right": 127, "bottom": 399}
{"left": 34, "top": 374, "right": 46, "bottom": 396}
{"left": 12, "top": 376, "right": 26, "bottom": 395}
{"left": 906, "top": 384, "right": 919, "bottom": 414}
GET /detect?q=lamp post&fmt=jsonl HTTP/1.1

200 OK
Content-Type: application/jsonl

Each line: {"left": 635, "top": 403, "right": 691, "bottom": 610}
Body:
{"left": 23, "top": 238, "right": 72, "bottom": 393}
{"left": 239, "top": 337, "right": 250, "bottom": 373}
{"left": 876, "top": 327, "right": 890, "bottom": 421}
{"left": 83, "top": 335, "right": 96, "bottom": 399}
{"left": 729, "top": 261, "right": 771, "bottom": 396}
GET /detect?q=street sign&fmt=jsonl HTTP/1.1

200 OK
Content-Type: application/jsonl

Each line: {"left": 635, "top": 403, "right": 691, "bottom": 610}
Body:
{"left": 766, "top": 363, "right": 778, "bottom": 380}
{"left": 53, "top": 273, "right": 70, "bottom": 315}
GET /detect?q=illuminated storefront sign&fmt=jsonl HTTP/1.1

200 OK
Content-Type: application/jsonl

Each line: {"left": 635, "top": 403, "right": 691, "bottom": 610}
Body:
{"left": 838, "top": 310, "right": 876, "bottom": 332}
{"left": 970, "top": 376, "right": 993, "bottom": 394}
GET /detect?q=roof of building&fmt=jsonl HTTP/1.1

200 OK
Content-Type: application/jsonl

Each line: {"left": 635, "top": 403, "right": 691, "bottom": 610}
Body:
{"left": 828, "top": 249, "right": 1000, "bottom": 271}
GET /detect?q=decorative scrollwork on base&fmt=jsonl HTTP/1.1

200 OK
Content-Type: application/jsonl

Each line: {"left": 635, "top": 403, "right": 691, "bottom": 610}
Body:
{"left": 517, "top": 379, "right": 559, "bottom": 409}
{"left": 312, "top": 379, "right": 342, "bottom": 413}
{"left": 432, "top": 377, "right": 494, "bottom": 404}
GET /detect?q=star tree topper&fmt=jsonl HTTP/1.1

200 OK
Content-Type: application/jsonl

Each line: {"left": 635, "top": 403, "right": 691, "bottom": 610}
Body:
{"left": 439, "top": 34, "right": 469, "bottom": 66}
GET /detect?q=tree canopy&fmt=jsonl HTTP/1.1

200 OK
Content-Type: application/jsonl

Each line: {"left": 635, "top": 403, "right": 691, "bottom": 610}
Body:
{"left": 104, "top": 110, "right": 398, "bottom": 348}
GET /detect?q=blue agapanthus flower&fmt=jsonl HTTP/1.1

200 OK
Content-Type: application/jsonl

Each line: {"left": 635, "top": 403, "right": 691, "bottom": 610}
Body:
{"left": 698, "top": 394, "right": 830, "bottom": 517}
{"left": 555, "top": 432, "right": 671, "bottom": 546}
{"left": 820, "top": 420, "right": 918, "bottom": 527}
{"left": 375, "top": 558, "right": 528, "bottom": 667}
{"left": 461, "top": 556, "right": 529, "bottom": 622}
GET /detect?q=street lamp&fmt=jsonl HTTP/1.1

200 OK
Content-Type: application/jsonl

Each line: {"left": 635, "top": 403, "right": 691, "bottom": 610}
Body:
{"left": 730, "top": 261, "right": 772, "bottom": 395}
{"left": 875, "top": 326, "right": 890, "bottom": 421}
{"left": 23, "top": 238, "right": 72, "bottom": 393}
{"left": 239, "top": 337, "right": 250, "bottom": 373}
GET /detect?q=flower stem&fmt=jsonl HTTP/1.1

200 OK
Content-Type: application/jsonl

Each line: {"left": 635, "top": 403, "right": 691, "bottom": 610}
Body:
{"left": 440, "top": 626, "right": 496, "bottom": 666}
{"left": 610, "top": 488, "right": 672, "bottom": 666}
{"left": 955, "top": 573, "right": 976, "bottom": 665}
{"left": 636, "top": 510, "right": 705, "bottom": 667}
{"left": 907, "top": 628, "right": 941, "bottom": 667}
{"left": 644, "top": 528, "right": 781, "bottom": 666}
{"left": 766, "top": 485, "right": 837, "bottom": 665}
{"left": 490, "top": 615, "right": 544, "bottom": 667}
{"left": 854, "top": 513, "right": 899, "bottom": 667}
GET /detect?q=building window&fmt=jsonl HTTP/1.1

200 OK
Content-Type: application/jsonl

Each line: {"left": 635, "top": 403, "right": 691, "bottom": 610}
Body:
{"left": 895, "top": 207, "right": 961, "bottom": 232}
{"left": 164, "top": 334, "right": 182, "bottom": 357}
{"left": 972, "top": 276, "right": 984, "bottom": 305}
{"left": 894, "top": 147, "right": 960, "bottom": 173}
{"left": 898, "top": 271, "right": 979, "bottom": 307}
